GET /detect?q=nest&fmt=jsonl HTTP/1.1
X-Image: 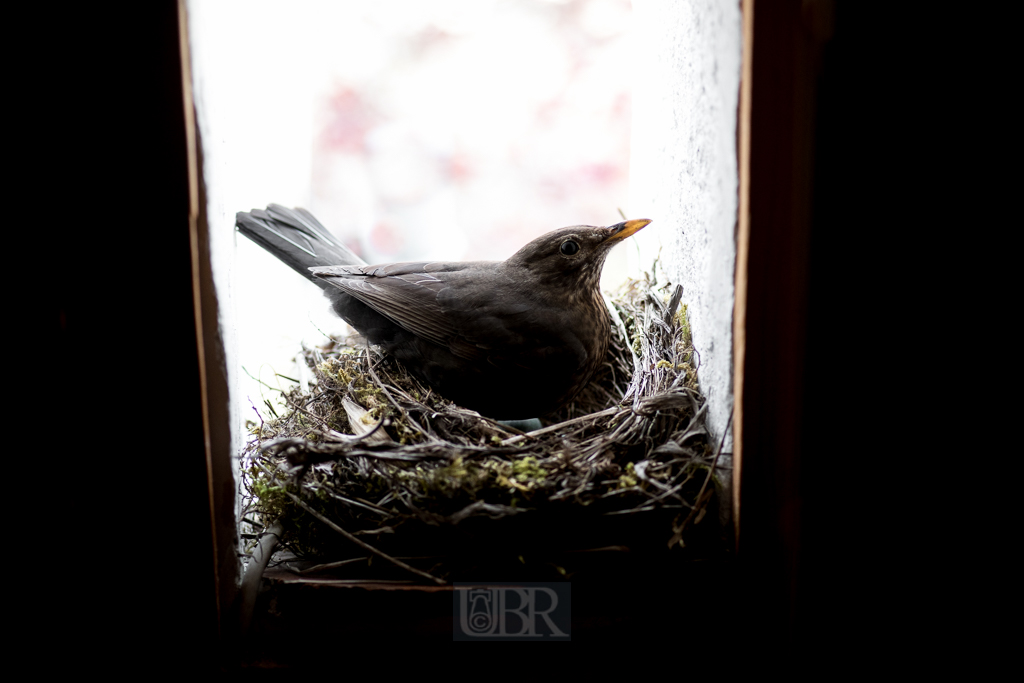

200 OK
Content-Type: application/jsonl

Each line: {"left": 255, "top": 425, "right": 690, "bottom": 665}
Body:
{"left": 240, "top": 273, "right": 730, "bottom": 583}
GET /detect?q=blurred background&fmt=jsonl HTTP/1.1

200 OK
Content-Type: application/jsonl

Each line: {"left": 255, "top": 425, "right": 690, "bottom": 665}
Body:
{"left": 308, "top": 0, "right": 635, "bottom": 265}
{"left": 187, "top": 0, "right": 637, "bottom": 432}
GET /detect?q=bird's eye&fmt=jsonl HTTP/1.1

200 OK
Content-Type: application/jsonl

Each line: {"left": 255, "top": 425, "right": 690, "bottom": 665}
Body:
{"left": 560, "top": 240, "right": 580, "bottom": 256}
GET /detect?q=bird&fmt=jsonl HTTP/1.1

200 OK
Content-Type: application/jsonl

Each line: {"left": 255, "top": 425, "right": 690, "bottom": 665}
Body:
{"left": 236, "top": 204, "right": 650, "bottom": 420}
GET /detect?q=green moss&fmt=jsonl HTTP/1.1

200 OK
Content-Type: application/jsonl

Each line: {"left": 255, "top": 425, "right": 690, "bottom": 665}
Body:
{"left": 511, "top": 456, "right": 548, "bottom": 483}
{"left": 676, "top": 304, "right": 692, "bottom": 346}
{"left": 618, "top": 461, "right": 638, "bottom": 488}
{"left": 404, "top": 457, "right": 491, "bottom": 497}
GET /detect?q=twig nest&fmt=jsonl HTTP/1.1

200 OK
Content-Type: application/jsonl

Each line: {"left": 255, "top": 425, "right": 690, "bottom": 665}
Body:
{"left": 241, "top": 274, "right": 729, "bottom": 580}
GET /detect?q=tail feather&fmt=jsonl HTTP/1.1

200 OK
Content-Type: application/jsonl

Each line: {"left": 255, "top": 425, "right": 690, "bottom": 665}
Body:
{"left": 236, "top": 204, "right": 365, "bottom": 284}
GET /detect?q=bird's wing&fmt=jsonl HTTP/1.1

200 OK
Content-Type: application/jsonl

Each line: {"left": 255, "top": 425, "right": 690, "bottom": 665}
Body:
{"left": 314, "top": 261, "right": 585, "bottom": 372}
{"left": 312, "top": 262, "right": 468, "bottom": 352}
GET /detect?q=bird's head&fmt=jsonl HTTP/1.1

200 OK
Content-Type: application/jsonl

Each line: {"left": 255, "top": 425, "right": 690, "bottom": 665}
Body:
{"left": 505, "top": 219, "right": 652, "bottom": 292}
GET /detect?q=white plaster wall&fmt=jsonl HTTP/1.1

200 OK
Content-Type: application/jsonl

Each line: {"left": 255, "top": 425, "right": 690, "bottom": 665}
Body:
{"left": 628, "top": 0, "right": 740, "bottom": 451}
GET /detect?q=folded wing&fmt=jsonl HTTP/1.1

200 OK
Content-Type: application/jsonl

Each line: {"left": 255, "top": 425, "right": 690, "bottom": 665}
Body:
{"left": 312, "top": 262, "right": 469, "bottom": 355}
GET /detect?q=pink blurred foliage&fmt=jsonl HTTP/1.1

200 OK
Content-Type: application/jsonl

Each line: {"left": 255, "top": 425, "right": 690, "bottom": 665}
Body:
{"left": 445, "top": 152, "right": 475, "bottom": 185}
{"left": 369, "top": 221, "right": 405, "bottom": 255}
{"left": 320, "top": 87, "right": 378, "bottom": 154}
{"left": 310, "top": 0, "right": 632, "bottom": 266}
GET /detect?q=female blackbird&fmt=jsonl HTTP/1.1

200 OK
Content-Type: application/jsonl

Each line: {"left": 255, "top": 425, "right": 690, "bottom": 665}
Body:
{"left": 236, "top": 205, "right": 650, "bottom": 419}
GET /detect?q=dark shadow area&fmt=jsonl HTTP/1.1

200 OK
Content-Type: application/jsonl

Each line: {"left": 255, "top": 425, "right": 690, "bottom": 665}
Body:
{"left": 46, "top": 0, "right": 928, "bottom": 667}
{"left": 48, "top": 2, "right": 217, "bottom": 670}
{"left": 240, "top": 555, "right": 736, "bottom": 661}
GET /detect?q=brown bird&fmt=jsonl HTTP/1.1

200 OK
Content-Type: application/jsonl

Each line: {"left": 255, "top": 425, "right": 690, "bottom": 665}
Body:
{"left": 236, "top": 204, "right": 650, "bottom": 420}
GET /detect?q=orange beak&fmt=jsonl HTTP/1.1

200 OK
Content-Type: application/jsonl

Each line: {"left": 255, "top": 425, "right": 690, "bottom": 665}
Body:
{"left": 603, "top": 218, "right": 652, "bottom": 244}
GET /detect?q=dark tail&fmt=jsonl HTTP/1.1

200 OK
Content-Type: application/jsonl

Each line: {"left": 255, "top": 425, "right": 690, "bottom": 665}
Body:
{"left": 235, "top": 204, "right": 365, "bottom": 285}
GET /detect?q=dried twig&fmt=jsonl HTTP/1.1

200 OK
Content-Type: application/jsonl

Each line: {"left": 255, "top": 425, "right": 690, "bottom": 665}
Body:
{"left": 255, "top": 461, "right": 445, "bottom": 585}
